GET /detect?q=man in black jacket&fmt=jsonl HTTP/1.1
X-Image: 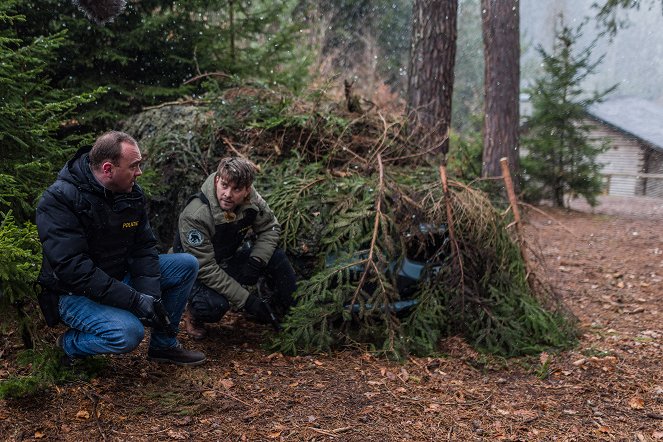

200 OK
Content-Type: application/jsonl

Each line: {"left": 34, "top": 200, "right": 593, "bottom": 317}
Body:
{"left": 36, "top": 131, "right": 205, "bottom": 366}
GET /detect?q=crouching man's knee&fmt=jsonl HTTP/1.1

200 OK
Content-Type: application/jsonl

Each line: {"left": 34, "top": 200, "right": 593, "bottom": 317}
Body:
{"left": 189, "top": 283, "right": 230, "bottom": 323}
{"left": 104, "top": 320, "right": 145, "bottom": 354}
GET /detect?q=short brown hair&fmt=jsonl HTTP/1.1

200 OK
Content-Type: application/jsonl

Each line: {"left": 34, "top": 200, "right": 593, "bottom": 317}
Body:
{"left": 89, "top": 131, "right": 138, "bottom": 170}
{"left": 216, "top": 157, "right": 257, "bottom": 189}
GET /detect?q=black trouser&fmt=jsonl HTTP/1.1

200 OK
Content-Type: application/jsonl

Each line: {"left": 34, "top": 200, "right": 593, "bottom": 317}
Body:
{"left": 188, "top": 248, "right": 297, "bottom": 323}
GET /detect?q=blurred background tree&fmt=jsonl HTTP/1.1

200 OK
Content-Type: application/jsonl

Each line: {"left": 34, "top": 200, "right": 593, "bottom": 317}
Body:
{"left": 521, "top": 18, "right": 617, "bottom": 207}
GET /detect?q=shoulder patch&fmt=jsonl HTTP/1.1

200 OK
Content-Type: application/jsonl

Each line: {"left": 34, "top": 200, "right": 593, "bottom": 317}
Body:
{"left": 186, "top": 229, "right": 205, "bottom": 246}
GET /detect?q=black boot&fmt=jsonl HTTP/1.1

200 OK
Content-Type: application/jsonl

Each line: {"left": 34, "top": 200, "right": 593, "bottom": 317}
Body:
{"left": 148, "top": 343, "right": 206, "bottom": 366}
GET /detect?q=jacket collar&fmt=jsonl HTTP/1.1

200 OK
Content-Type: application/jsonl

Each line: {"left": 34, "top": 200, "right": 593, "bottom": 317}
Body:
{"left": 58, "top": 146, "right": 144, "bottom": 203}
{"left": 200, "top": 173, "right": 258, "bottom": 224}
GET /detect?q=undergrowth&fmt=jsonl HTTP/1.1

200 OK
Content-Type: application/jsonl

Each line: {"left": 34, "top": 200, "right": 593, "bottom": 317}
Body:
{"left": 0, "top": 347, "right": 106, "bottom": 399}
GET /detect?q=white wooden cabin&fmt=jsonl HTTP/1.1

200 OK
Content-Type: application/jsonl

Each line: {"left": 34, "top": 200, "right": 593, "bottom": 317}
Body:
{"left": 586, "top": 97, "right": 663, "bottom": 198}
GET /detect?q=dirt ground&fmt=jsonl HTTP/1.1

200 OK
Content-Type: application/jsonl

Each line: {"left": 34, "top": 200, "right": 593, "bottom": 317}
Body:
{"left": 1, "top": 196, "right": 661, "bottom": 441}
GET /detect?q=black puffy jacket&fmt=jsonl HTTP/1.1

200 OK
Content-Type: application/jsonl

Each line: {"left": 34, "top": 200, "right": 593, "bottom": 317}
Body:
{"left": 36, "top": 147, "right": 160, "bottom": 321}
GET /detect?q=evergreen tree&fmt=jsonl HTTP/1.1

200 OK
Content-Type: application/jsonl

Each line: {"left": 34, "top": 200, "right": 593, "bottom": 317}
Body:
{"left": 522, "top": 18, "right": 617, "bottom": 207}
{"left": 0, "top": 0, "right": 100, "bottom": 348}
{"left": 0, "top": 0, "right": 102, "bottom": 222}
{"left": 12, "top": 0, "right": 310, "bottom": 131}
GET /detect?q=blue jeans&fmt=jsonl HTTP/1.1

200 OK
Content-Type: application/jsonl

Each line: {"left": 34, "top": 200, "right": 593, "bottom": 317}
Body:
{"left": 58, "top": 253, "right": 198, "bottom": 358}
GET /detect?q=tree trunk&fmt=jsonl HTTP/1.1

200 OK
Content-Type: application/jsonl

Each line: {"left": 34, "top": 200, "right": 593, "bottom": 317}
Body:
{"left": 481, "top": 0, "right": 520, "bottom": 180}
{"left": 407, "top": 0, "right": 458, "bottom": 154}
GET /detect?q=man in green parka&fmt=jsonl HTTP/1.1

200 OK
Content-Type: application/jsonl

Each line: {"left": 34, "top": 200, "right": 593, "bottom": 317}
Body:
{"left": 174, "top": 157, "right": 296, "bottom": 339}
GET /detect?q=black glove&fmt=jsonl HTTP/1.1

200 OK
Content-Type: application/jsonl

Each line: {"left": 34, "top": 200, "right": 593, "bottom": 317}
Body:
{"left": 130, "top": 292, "right": 158, "bottom": 326}
{"left": 152, "top": 298, "right": 177, "bottom": 337}
{"left": 130, "top": 293, "right": 177, "bottom": 336}
{"left": 243, "top": 294, "right": 281, "bottom": 332}
{"left": 237, "top": 256, "right": 264, "bottom": 286}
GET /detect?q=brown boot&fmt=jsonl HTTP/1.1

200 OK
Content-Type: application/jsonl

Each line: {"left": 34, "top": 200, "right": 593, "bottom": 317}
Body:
{"left": 183, "top": 307, "right": 207, "bottom": 340}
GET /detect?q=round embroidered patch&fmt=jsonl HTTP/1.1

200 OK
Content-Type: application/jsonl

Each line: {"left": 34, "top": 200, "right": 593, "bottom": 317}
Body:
{"left": 186, "top": 229, "right": 204, "bottom": 246}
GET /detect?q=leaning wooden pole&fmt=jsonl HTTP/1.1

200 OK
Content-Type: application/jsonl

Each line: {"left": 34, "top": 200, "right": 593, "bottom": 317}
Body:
{"left": 499, "top": 157, "right": 521, "bottom": 235}
{"left": 438, "top": 164, "right": 464, "bottom": 315}
{"left": 500, "top": 157, "right": 533, "bottom": 280}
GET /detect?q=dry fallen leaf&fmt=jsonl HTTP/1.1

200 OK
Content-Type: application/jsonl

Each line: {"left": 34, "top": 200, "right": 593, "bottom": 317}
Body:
{"left": 653, "top": 432, "right": 663, "bottom": 440}
{"left": 595, "top": 426, "right": 612, "bottom": 434}
{"left": 167, "top": 429, "right": 187, "bottom": 440}
{"left": 75, "top": 410, "right": 90, "bottom": 420}
{"left": 34, "top": 431, "right": 45, "bottom": 439}
{"left": 202, "top": 390, "right": 217, "bottom": 399}
{"left": 313, "top": 360, "right": 323, "bottom": 366}
{"left": 219, "top": 378, "right": 234, "bottom": 390}
{"left": 628, "top": 396, "right": 645, "bottom": 409}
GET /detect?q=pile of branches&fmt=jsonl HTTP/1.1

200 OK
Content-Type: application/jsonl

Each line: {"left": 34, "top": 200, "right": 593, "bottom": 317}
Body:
{"left": 134, "top": 84, "right": 577, "bottom": 358}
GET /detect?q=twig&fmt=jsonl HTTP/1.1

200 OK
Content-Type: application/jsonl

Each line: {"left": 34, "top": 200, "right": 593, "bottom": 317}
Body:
{"left": 307, "top": 426, "right": 353, "bottom": 437}
{"left": 217, "top": 390, "right": 253, "bottom": 408}
{"left": 465, "top": 174, "right": 505, "bottom": 187}
{"left": 384, "top": 135, "right": 448, "bottom": 163}
{"left": 142, "top": 99, "right": 207, "bottom": 110}
{"left": 82, "top": 388, "right": 107, "bottom": 441}
{"left": 327, "top": 114, "right": 371, "bottom": 167}
{"left": 111, "top": 428, "right": 171, "bottom": 436}
{"left": 307, "top": 427, "right": 338, "bottom": 437}
{"left": 220, "top": 135, "right": 246, "bottom": 158}
{"left": 405, "top": 394, "right": 493, "bottom": 407}
{"left": 438, "top": 164, "right": 465, "bottom": 316}
{"left": 368, "top": 111, "right": 390, "bottom": 162}
{"left": 182, "top": 71, "right": 232, "bottom": 85}
{"left": 348, "top": 154, "right": 384, "bottom": 309}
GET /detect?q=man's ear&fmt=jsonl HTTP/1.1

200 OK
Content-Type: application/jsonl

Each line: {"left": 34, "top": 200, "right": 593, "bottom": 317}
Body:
{"left": 102, "top": 161, "right": 113, "bottom": 175}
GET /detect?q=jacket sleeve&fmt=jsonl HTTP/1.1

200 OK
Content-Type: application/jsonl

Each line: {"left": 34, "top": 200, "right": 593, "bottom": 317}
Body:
{"left": 178, "top": 203, "right": 250, "bottom": 308}
{"left": 36, "top": 186, "right": 139, "bottom": 310}
{"left": 127, "top": 202, "right": 161, "bottom": 299}
{"left": 249, "top": 190, "right": 281, "bottom": 264}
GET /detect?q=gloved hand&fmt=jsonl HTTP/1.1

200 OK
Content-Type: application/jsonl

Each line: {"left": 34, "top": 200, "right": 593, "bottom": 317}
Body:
{"left": 129, "top": 292, "right": 158, "bottom": 327}
{"left": 152, "top": 298, "right": 177, "bottom": 337}
{"left": 243, "top": 294, "right": 281, "bottom": 332}
{"left": 237, "top": 256, "right": 264, "bottom": 286}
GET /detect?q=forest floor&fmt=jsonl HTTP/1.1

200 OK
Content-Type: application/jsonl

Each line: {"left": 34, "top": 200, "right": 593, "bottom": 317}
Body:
{"left": 1, "top": 196, "right": 662, "bottom": 441}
